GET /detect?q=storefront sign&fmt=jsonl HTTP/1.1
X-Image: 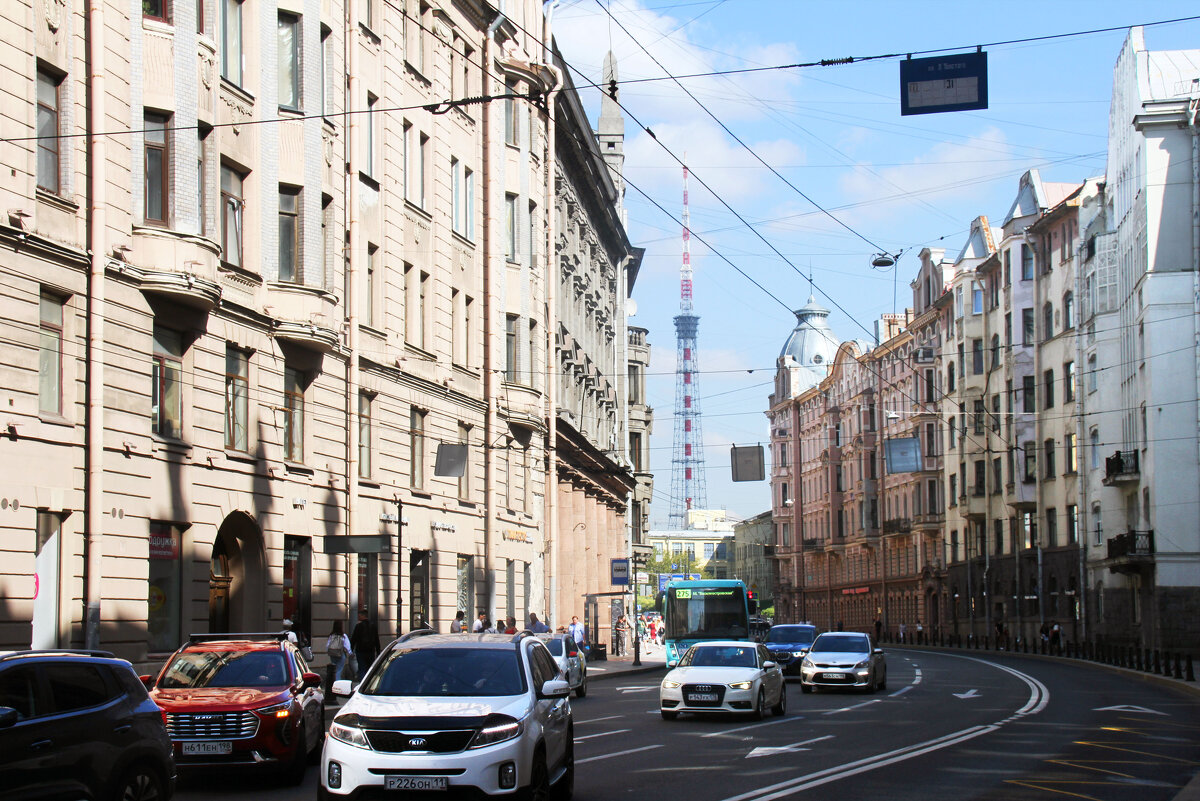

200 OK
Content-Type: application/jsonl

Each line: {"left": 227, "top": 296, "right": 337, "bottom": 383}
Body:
{"left": 502, "top": 529, "right": 531, "bottom": 543}
{"left": 149, "top": 531, "right": 179, "bottom": 559}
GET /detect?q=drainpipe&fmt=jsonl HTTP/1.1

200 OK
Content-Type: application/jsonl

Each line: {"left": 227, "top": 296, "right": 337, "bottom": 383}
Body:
{"left": 345, "top": 0, "right": 361, "bottom": 628}
{"left": 84, "top": 0, "right": 108, "bottom": 650}
{"left": 1074, "top": 208, "right": 1088, "bottom": 644}
{"left": 482, "top": 11, "right": 505, "bottom": 622}
{"left": 542, "top": 51, "right": 561, "bottom": 628}
{"left": 1191, "top": 104, "right": 1200, "bottom": 554}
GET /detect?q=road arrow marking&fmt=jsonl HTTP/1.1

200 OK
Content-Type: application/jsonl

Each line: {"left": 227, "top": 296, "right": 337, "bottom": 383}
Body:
{"left": 747, "top": 736, "right": 833, "bottom": 759}
{"left": 1093, "top": 704, "right": 1167, "bottom": 715}
{"left": 954, "top": 689, "right": 980, "bottom": 699}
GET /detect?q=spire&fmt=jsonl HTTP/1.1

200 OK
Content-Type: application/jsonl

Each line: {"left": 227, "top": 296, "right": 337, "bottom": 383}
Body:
{"left": 597, "top": 51, "right": 626, "bottom": 219}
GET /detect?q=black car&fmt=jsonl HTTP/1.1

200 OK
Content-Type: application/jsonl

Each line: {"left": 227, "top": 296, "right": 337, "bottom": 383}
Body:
{"left": 763, "top": 624, "right": 818, "bottom": 675}
{"left": 0, "top": 649, "right": 176, "bottom": 801}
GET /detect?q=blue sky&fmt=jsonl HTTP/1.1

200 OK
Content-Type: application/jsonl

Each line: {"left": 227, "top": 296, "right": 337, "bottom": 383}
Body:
{"left": 551, "top": 1, "right": 1200, "bottom": 524}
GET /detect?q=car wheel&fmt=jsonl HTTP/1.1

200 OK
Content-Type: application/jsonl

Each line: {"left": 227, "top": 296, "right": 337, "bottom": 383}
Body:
{"left": 800, "top": 682, "right": 813, "bottom": 694}
{"left": 660, "top": 709, "right": 678, "bottom": 720}
{"left": 575, "top": 673, "right": 587, "bottom": 699}
{"left": 752, "top": 687, "right": 766, "bottom": 720}
{"left": 309, "top": 708, "right": 326, "bottom": 764}
{"left": 522, "top": 750, "right": 551, "bottom": 801}
{"left": 879, "top": 670, "right": 887, "bottom": 691}
{"left": 553, "top": 735, "right": 574, "bottom": 801}
{"left": 284, "top": 723, "right": 308, "bottom": 785}
{"left": 771, "top": 684, "right": 787, "bottom": 716}
{"left": 114, "top": 764, "right": 165, "bottom": 801}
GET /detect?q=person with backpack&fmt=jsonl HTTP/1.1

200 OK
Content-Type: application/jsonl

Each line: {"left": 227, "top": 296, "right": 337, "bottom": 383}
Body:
{"left": 325, "top": 620, "right": 351, "bottom": 694}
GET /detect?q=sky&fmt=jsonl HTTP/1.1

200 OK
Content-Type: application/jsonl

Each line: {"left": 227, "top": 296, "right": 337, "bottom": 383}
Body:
{"left": 550, "top": 0, "right": 1200, "bottom": 525}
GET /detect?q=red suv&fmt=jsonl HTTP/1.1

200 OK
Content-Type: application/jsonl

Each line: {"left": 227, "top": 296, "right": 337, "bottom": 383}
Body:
{"left": 145, "top": 633, "right": 325, "bottom": 784}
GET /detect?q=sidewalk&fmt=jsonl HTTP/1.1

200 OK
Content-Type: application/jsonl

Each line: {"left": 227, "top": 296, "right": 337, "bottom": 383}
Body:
{"left": 584, "top": 641, "right": 667, "bottom": 681}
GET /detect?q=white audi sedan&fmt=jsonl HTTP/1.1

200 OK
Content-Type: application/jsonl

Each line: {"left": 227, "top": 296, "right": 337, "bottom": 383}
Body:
{"left": 659, "top": 641, "right": 786, "bottom": 720}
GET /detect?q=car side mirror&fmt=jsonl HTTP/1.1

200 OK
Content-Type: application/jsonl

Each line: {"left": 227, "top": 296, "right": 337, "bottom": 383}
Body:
{"left": 332, "top": 679, "right": 354, "bottom": 697}
{"left": 0, "top": 707, "right": 18, "bottom": 729}
{"left": 138, "top": 674, "right": 155, "bottom": 690}
{"left": 763, "top": 661, "right": 777, "bottom": 670}
{"left": 873, "top": 648, "right": 883, "bottom": 655}
{"left": 301, "top": 671, "right": 323, "bottom": 689}
{"left": 539, "top": 679, "right": 570, "bottom": 699}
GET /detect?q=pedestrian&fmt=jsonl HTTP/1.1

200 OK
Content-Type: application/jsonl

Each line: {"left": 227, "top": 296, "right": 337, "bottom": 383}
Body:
{"left": 449, "top": 610, "right": 466, "bottom": 634}
{"left": 1039, "top": 621, "right": 1050, "bottom": 649}
{"left": 282, "top": 618, "right": 299, "bottom": 644}
{"left": 647, "top": 617, "right": 657, "bottom": 645}
{"left": 483, "top": 618, "right": 498, "bottom": 633}
{"left": 1050, "top": 620, "right": 1061, "bottom": 651}
{"left": 615, "top": 614, "right": 630, "bottom": 656}
{"left": 637, "top": 615, "right": 647, "bottom": 644}
{"left": 528, "top": 613, "right": 550, "bottom": 633}
{"left": 897, "top": 622, "right": 905, "bottom": 642}
{"left": 568, "top": 615, "right": 586, "bottom": 648}
{"left": 472, "top": 611, "right": 486, "bottom": 633}
{"left": 325, "top": 620, "right": 351, "bottom": 694}
{"left": 504, "top": 616, "right": 518, "bottom": 635}
{"left": 350, "top": 609, "right": 380, "bottom": 678}
{"left": 283, "top": 618, "right": 313, "bottom": 660}
{"left": 874, "top": 617, "right": 882, "bottom": 641}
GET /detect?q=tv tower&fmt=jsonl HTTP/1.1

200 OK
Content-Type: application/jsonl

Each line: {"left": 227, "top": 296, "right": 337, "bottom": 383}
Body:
{"left": 669, "top": 164, "right": 708, "bottom": 528}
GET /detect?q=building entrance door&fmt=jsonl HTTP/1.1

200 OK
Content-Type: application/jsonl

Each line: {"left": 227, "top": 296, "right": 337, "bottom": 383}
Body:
{"left": 209, "top": 537, "right": 231, "bottom": 632}
{"left": 409, "top": 550, "right": 429, "bottom": 631}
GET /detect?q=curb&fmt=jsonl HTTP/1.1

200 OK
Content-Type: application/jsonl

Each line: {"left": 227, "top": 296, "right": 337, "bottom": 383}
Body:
{"left": 586, "top": 662, "right": 667, "bottom": 681}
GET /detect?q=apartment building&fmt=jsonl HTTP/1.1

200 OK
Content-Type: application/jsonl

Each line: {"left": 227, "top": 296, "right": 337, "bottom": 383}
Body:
{"left": 1, "top": 0, "right": 641, "bottom": 665}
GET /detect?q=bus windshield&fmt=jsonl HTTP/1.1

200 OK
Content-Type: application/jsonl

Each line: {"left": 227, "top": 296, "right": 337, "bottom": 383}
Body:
{"left": 665, "top": 584, "right": 749, "bottom": 641}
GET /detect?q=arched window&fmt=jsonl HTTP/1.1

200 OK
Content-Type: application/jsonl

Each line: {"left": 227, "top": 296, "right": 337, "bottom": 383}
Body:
{"left": 1062, "top": 291, "right": 1074, "bottom": 329}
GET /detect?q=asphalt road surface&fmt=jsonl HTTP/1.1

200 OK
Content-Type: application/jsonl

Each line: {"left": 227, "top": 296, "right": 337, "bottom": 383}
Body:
{"left": 175, "top": 648, "right": 1200, "bottom": 801}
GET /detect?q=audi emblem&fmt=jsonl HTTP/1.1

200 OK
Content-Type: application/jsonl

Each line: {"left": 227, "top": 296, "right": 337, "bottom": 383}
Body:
{"left": 694, "top": 685, "right": 712, "bottom": 692}
{"left": 408, "top": 737, "right": 427, "bottom": 748}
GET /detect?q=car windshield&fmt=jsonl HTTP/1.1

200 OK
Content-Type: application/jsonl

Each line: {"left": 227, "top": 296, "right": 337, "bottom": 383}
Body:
{"left": 682, "top": 645, "right": 757, "bottom": 668}
{"left": 766, "top": 626, "right": 815, "bottom": 645}
{"left": 361, "top": 647, "right": 527, "bottom": 697}
{"left": 158, "top": 650, "right": 290, "bottom": 689}
{"left": 811, "top": 635, "right": 870, "bottom": 654}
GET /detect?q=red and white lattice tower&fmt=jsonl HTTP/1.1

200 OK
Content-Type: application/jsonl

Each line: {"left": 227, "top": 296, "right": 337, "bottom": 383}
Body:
{"left": 669, "top": 164, "right": 708, "bottom": 528}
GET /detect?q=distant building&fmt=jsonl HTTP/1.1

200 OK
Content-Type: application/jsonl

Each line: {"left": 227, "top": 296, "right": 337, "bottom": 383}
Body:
{"left": 647, "top": 510, "right": 736, "bottom": 583}
{"left": 732, "top": 511, "right": 774, "bottom": 610}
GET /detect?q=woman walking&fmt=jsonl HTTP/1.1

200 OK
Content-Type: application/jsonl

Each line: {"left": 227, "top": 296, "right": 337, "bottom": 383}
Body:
{"left": 325, "top": 620, "right": 352, "bottom": 694}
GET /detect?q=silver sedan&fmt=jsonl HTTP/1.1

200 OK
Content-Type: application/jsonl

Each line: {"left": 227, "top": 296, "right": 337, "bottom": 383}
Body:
{"left": 799, "top": 632, "right": 886, "bottom": 693}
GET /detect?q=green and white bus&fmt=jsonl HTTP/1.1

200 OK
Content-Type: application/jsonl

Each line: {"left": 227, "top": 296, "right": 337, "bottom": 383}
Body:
{"left": 661, "top": 579, "right": 752, "bottom": 667}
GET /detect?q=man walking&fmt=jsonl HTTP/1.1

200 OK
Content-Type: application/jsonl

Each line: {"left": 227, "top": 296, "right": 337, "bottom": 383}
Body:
{"left": 568, "top": 615, "right": 586, "bottom": 648}
{"left": 528, "top": 613, "right": 550, "bottom": 633}
{"left": 350, "top": 609, "right": 380, "bottom": 678}
{"left": 472, "top": 611, "right": 486, "bottom": 633}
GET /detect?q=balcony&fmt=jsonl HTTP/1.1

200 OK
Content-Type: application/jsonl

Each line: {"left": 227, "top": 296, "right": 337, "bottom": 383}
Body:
{"left": 1102, "top": 450, "right": 1139, "bottom": 486}
{"left": 1105, "top": 529, "right": 1154, "bottom": 575}
{"left": 882, "top": 517, "right": 912, "bottom": 534}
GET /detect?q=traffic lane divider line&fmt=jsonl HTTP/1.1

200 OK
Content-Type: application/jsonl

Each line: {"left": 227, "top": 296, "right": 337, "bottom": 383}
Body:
{"left": 822, "top": 699, "right": 881, "bottom": 716}
{"left": 575, "top": 715, "right": 623, "bottom": 725}
{"left": 577, "top": 744, "right": 663, "bottom": 764}
{"left": 574, "top": 729, "right": 630, "bottom": 742}
{"left": 700, "top": 716, "right": 804, "bottom": 738}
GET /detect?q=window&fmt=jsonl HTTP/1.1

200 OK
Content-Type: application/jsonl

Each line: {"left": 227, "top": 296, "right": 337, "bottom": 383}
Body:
{"left": 452, "top": 159, "right": 473, "bottom": 238}
{"left": 1022, "top": 441, "right": 1036, "bottom": 482}
{"left": 991, "top": 394, "right": 1000, "bottom": 433}
{"left": 972, "top": 288, "right": 983, "bottom": 314}
{"left": 152, "top": 327, "right": 184, "bottom": 438}
{"left": 224, "top": 346, "right": 248, "bottom": 451}
{"left": 278, "top": 13, "right": 301, "bottom": 110}
{"left": 947, "top": 362, "right": 955, "bottom": 393}
{"left": 148, "top": 522, "right": 183, "bottom": 652}
{"left": 320, "top": 27, "right": 331, "bottom": 117}
{"left": 1087, "top": 354, "right": 1097, "bottom": 393}
{"left": 505, "top": 314, "right": 518, "bottom": 382}
{"left": 39, "top": 292, "right": 65, "bottom": 415}
{"left": 198, "top": 0, "right": 211, "bottom": 35}
{"left": 1021, "top": 308, "right": 1034, "bottom": 345}
{"left": 992, "top": 457, "right": 1002, "bottom": 493}
{"left": 278, "top": 186, "right": 300, "bottom": 282}
{"left": 221, "top": 0, "right": 243, "bottom": 85}
{"left": 505, "top": 79, "right": 519, "bottom": 145}
{"left": 1064, "top": 361, "right": 1075, "bottom": 402}
{"left": 973, "top": 460, "right": 985, "bottom": 496}
{"left": 37, "top": 70, "right": 61, "bottom": 194}
{"left": 418, "top": 133, "right": 428, "bottom": 207}
{"left": 409, "top": 407, "right": 425, "bottom": 488}
{"left": 284, "top": 366, "right": 305, "bottom": 462}
{"left": 955, "top": 286, "right": 964, "bottom": 318}
{"left": 704, "top": 543, "right": 715, "bottom": 560}
{"left": 1043, "top": 438, "right": 1055, "bottom": 478}
{"left": 923, "top": 369, "right": 935, "bottom": 403}
{"left": 925, "top": 422, "right": 936, "bottom": 457}
{"left": 973, "top": 399, "right": 984, "bottom": 434}
{"left": 220, "top": 164, "right": 245, "bottom": 268}
{"left": 364, "top": 245, "right": 377, "bottom": 327}
{"left": 1064, "top": 433, "right": 1077, "bottom": 473}
{"left": 990, "top": 334, "right": 1000, "bottom": 369}
{"left": 971, "top": 339, "right": 983, "bottom": 374}
{"left": 527, "top": 320, "right": 537, "bottom": 388}
{"left": 359, "top": 393, "right": 372, "bottom": 478}
{"left": 1004, "top": 312, "right": 1012, "bottom": 345}
{"left": 1022, "top": 375, "right": 1035, "bottom": 413}
{"left": 1090, "top": 429, "right": 1100, "bottom": 470}
{"left": 145, "top": 0, "right": 170, "bottom": 23}
{"left": 417, "top": 271, "right": 428, "bottom": 350}
{"left": 144, "top": 113, "right": 170, "bottom": 225}
{"left": 1043, "top": 302, "right": 1053, "bottom": 341}
{"left": 1063, "top": 291, "right": 1074, "bottom": 329}
{"left": 197, "top": 127, "right": 210, "bottom": 236}
{"left": 948, "top": 475, "right": 957, "bottom": 506}
{"left": 505, "top": 194, "right": 518, "bottom": 261}
{"left": 1021, "top": 243, "right": 1033, "bottom": 280}
{"left": 402, "top": 122, "right": 412, "bottom": 200}
{"left": 1045, "top": 508, "right": 1057, "bottom": 547}
{"left": 1043, "top": 369, "right": 1054, "bottom": 409}
{"left": 365, "top": 94, "right": 377, "bottom": 177}
{"left": 457, "top": 423, "right": 471, "bottom": 499}
{"left": 1066, "top": 505, "right": 1078, "bottom": 543}
{"left": 948, "top": 418, "right": 956, "bottom": 449}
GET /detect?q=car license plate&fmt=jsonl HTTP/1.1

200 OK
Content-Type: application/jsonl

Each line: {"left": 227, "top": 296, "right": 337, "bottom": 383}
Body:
{"left": 821, "top": 673, "right": 844, "bottom": 680}
{"left": 182, "top": 741, "right": 232, "bottom": 755}
{"left": 686, "top": 692, "right": 718, "bottom": 702}
{"left": 385, "top": 776, "right": 448, "bottom": 791}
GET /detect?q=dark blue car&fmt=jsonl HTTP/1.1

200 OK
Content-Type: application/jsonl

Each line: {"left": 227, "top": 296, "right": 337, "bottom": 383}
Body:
{"left": 764, "top": 624, "right": 818, "bottom": 675}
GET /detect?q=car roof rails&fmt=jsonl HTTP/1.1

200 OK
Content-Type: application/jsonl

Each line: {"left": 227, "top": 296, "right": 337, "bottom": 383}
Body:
{"left": 0, "top": 649, "right": 116, "bottom": 662}
{"left": 396, "top": 627, "right": 438, "bottom": 643}
{"left": 187, "top": 632, "right": 291, "bottom": 644}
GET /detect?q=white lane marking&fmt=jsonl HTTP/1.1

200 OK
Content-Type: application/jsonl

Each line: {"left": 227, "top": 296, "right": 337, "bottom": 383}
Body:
{"left": 719, "top": 653, "right": 1049, "bottom": 801}
{"left": 953, "top": 689, "right": 980, "bottom": 699}
{"left": 577, "top": 744, "right": 663, "bottom": 764}
{"left": 888, "top": 686, "right": 913, "bottom": 697}
{"left": 747, "top": 736, "right": 834, "bottom": 759}
{"left": 1094, "top": 705, "right": 1168, "bottom": 715}
{"left": 701, "top": 716, "right": 801, "bottom": 738}
{"left": 576, "top": 715, "right": 623, "bottom": 725}
{"left": 822, "top": 699, "right": 880, "bottom": 716}
{"left": 574, "top": 728, "right": 630, "bottom": 742}
{"left": 912, "top": 667, "right": 922, "bottom": 684}
{"left": 617, "top": 685, "right": 656, "bottom": 693}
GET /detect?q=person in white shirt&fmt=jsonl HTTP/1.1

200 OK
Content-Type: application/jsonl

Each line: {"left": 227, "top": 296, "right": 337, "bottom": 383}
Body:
{"left": 472, "top": 612, "right": 486, "bottom": 633}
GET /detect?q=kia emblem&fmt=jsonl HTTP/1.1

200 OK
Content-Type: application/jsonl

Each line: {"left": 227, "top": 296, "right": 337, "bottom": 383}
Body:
{"left": 408, "top": 737, "right": 427, "bottom": 748}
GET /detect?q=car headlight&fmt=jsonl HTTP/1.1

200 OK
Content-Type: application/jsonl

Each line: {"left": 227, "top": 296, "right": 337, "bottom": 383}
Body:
{"left": 329, "top": 716, "right": 371, "bottom": 749}
{"left": 661, "top": 680, "right": 681, "bottom": 689}
{"left": 801, "top": 656, "right": 814, "bottom": 668}
{"left": 255, "top": 702, "right": 291, "bottom": 719}
{"left": 469, "top": 714, "right": 523, "bottom": 749}
{"left": 855, "top": 660, "right": 870, "bottom": 670}
{"left": 728, "top": 681, "right": 753, "bottom": 690}
{"left": 792, "top": 651, "right": 805, "bottom": 657}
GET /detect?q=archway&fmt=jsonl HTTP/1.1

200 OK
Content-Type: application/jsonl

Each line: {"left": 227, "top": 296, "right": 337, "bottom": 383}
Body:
{"left": 209, "top": 512, "right": 267, "bottom": 633}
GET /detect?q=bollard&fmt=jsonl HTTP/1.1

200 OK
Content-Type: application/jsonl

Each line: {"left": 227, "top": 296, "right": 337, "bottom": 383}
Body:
{"left": 1175, "top": 653, "right": 1184, "bottom": 680}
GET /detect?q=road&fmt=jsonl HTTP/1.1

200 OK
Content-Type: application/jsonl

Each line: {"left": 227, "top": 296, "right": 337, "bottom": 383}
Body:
{"left": 176, "top": 649, "right": 1200, "bottom": 800}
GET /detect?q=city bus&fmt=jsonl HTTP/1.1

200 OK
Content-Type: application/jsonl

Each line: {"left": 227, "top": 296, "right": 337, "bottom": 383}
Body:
{"left": 661, "top": 579, "right": 752, "bottom": 667}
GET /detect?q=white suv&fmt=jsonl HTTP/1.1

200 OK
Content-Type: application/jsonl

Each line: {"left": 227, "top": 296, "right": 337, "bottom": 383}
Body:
{"left": 320, "top": 631, "right": 573, "bottom": 800}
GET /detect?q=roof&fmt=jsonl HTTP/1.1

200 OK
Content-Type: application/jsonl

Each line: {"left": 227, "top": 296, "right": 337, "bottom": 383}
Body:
{"left": 778, "top": 295, "right": 840, "bottom": 392}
